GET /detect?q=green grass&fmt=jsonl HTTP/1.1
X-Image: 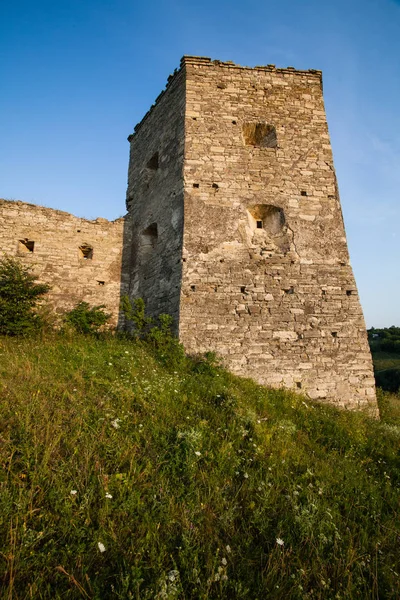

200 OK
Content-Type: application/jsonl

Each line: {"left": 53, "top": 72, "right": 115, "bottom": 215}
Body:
{"left": 371, "top": 350, "right": 400, "bottom": 373}
{"left": 0, "top": 334, "right": 399, "bottom": 599}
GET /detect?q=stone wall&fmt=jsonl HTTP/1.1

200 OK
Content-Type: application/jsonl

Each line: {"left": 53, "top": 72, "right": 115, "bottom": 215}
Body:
{"left": 0, "top": 199, "right": 126, "bottom": 324}
{"left": 177, "top": 56, "right": 377, "bottom": 414}
{"left": 125, "top": 69, "right": 185, "bottom": 326}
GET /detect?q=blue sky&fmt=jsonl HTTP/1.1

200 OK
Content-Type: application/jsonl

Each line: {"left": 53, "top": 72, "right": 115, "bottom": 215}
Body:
{"left": 0, "top": 0, "right": 399, "bottom": 327}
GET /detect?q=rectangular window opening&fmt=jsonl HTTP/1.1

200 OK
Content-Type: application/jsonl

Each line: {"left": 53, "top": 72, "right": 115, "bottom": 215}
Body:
{"left": 256, "top": 220, "right": 263, "bottom": 229}
{"left": 79, "top": 245, "right": 93, "bottom": 260}
{"left": 18, "top": 239, "right": 35, "bottom": 253}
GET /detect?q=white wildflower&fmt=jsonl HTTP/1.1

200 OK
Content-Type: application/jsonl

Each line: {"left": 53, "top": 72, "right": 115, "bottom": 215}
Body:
{"left": 105, "top": 493, "right": 112, "bottom": 499}
{"left": 221, "top": 557, "right": 227, "bottom": 566}
{"left": 226, "top": 545, "right": 231, "bottom": 553}
{"left": 194, "top": 451, "right": 201, "bottom": 456}
{"left": 70, "top": 489, "right": 77, "bottom": 495}
{"left": 244, "top": 472, "right": 249, "bottom": 479}
{"left": 108, "top": 363, "right": 113, "bottom": 366}
{"left": 98, "top": 542, "right": 106, "bottom": 553}
{"left": 111, "top": 418, "right": 121, "bottom": 429}
{"left": 276, "top": 538, "right": 284, "bottom": 546}
{"left": 168, "top": 569, "right": 179, "bottom": 582}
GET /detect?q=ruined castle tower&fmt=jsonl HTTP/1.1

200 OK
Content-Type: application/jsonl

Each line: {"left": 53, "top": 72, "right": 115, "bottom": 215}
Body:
{"left": 126, "top": 56, "right": 377, "bottom": 414}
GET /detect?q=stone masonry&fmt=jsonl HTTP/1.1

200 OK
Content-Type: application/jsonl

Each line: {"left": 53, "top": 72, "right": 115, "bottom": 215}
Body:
{"left": 127, "top": 56, "right": 377, "bottom": 415}
{"left": 0, "top": 199, "right": 126, "bottom": 324}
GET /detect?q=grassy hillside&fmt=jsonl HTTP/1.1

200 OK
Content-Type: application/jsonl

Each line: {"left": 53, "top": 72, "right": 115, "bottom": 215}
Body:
{"left": 0, "top": 334, "right": 399, "bottom": 599}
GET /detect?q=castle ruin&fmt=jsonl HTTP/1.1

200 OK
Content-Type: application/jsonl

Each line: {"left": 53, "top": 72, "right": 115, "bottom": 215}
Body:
{"left": 0, "top": 56, "right": 377, "bottom": 415}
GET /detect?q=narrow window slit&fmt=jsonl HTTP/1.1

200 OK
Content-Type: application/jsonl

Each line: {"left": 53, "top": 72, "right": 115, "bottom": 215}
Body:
{"left": 191, "top": 285, "right": 196, "bottom": 292}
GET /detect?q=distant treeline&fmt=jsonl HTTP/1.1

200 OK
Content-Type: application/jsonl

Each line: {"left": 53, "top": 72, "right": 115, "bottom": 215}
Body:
{"left": 368, "top": 326, "right": 400, "bottom": 393}
{"left": 368, "top": 326, "right": 400, "bottom": 353}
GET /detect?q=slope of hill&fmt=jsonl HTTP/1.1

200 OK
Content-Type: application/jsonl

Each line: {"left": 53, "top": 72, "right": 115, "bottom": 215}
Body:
{"left": 0, "top": 334, "right": 399, "bottom": 599}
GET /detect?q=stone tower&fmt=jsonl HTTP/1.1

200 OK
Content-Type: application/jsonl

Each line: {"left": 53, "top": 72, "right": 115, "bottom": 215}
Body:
{"left": 126, "top": 56, "right": 377, "bottom": 414}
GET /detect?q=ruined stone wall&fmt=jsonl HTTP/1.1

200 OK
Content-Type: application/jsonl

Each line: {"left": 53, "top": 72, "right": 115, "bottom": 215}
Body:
{"left": 126, "top": 69, "right": 185, "bottom": 326}
{"left": 178, "top": 57, "right": 377, "bottom": 414}
{"left": 0, "top": 199, "right": 125, "bottom": 324}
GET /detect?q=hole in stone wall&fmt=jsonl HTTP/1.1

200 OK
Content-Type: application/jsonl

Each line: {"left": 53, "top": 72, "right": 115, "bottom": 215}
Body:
{"left": 346, "top": 290, "right": 352, "bottom": 296}
{"left": 247, "top": 205, "right": 286, "bottom": 235}
{"left": 192, "top": 117, "right": 197, "bottom": 120}
{"left": 193, "top": 183, "right": 199, "bottom": 188}
{"left": 147, "top": 152, "right": 159, "bottom": 170}
{"left": 232, "top": 120, "right": 237, "bottom": 125}
{"left": 212, "top": 183, "right": 219, "bottom": 189}
{"left": 331, "top": 331, "right": 338, "bottom": 338}
{"left": 296, "top": 382, "right": 302, "bottom": 389}
{"left": 243, "top": 123, "right": 277, "bottom": 148}
{"left": 77, "top": 229, "right": 81, "bottom": 233}
{"left": 301, "top": 190, "right": 308, "bottom": 196}
{"left": 97, "top": 281, "right": 105, "bottom": 286}
{"left": 79, "top": 244, "right": 93, "bottom": 260}
{"left": 18, "top": 239, "right": 34, "bottom": 253}
{"left": 191, "top": 285, "right": 196, "bottom": 291}
{"left": 240, "top": 286, "right": 246, "bottom": 294}
{"left": 139, "top": 223, "right": 158, "bottom": 263}
{"left": 284, "top": 286, "right": 294, "bottom": 294}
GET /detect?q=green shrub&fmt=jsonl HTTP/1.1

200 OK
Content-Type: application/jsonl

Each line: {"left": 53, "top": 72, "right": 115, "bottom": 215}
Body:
{"left": 64, "top": 301, "right": 111, "bottom": 334}
{"left": 120, "top": 295, "right": 186, "bottom": 368}
{"left": 0, "top": 256, "right": 50, "bottom": 336}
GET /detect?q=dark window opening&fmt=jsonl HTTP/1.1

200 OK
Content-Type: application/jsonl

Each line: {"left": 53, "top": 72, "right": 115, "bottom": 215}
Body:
{"left": 214, "top": 286, "right": 218, "bottom": 292}
{"left": 256, "top": 220, "right": 263, "bottom": 229}
{"left": 193, "top": 183, "right": 199, "bottom": 188}
{"left": 18, "top": 239, "right": 34, "bottom": 253}
{"left": 243, "top": 123, "right": 277, "bottom": 148}
{"left": 147, "top": 152, "right": 159, "bottom": 170}
{"left": 296, "top": 382, "right": 302, "bottom": 389}
{"left": 79, "top": 244, "right": 93, "bottom": 260}
{"left": 192, "top": 117, "right": 197, "bottom": 121}
{"left": 191, "top": 285, "right": 196, "bottom": 292}
{"left": 212, "top": 183, "right": 219, "bottom": 189}
{"left": 232, "top": 120, "right": 237, "bottom": 125}
{"left": 331, "top": 331, "right": 338, "bottom": 338}
{"left": 241, "top": 286, "right": 246, "bottom": 294}
{"left": 77, "top": 229, "right": 81, "bottom": 233}
{"left": 301, "top": 190, "right": 308, "bottom": 196}
{"left": 97, "top": 281, "right": 105, "bottom": 286}
{"left": 284, "top": 286, "right": 294, "bottom": 294}
{"left": 346, "top": 290, "right": 352, "bottom": 296}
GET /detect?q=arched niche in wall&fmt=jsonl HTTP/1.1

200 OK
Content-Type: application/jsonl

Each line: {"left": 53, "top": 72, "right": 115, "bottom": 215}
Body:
{"left": 243, "top": 123, "right": 277, "bottom": 148}
{"left": 247, "top": 204, "right": 291, "bottom": 254}
{"left": 139, "top": 222, "right": 158, "bottom": 264}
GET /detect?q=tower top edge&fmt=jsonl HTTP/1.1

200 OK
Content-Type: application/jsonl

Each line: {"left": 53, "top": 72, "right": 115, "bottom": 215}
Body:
{"left": 128, "top": 56, "right": 322, "bottom": 139}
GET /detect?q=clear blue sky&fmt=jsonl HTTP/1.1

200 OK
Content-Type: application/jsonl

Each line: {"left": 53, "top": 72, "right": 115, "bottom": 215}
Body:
{"left": 0, "top": 0, "right": 399, "bottom": 327}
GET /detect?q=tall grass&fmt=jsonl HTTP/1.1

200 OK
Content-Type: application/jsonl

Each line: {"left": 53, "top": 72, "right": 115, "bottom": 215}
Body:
{"left": 0, "top": 334, "right": 399, "bottom": 599}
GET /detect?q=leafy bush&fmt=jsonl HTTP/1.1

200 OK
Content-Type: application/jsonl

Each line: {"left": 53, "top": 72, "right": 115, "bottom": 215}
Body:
{"left": 0, "top": 256, "right": 50, "bottom": 336}
{"left": 64, "top": 301, "right": 111, "bottom": 334}
{"left": 121, "top": 295, "right": 186, "bottom": 367}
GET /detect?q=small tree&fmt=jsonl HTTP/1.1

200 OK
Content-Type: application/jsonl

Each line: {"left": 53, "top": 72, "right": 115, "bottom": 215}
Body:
{"left": 64, "top": 302, "right": 111, "bottom": 334}
{"left": 0, "top": 256, "right": 50, "bottom": 336}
